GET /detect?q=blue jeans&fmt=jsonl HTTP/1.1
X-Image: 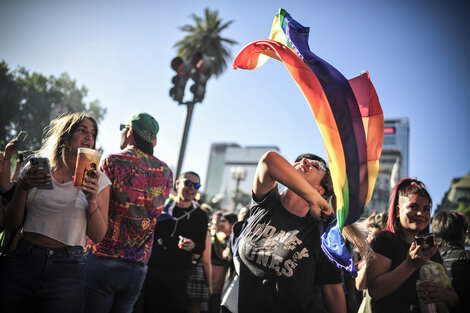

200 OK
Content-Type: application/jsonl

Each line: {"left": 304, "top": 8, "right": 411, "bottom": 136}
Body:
{"left": 84, "top": 253, "right": 147, "bottom": 313}
{"left": 0, "top": 238, "right": 86, "bottom": 313}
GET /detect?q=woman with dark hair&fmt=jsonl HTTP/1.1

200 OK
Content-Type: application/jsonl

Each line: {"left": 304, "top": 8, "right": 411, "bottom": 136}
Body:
{"left": 367, "top": 178, "right": 457, "bottom": 313}
{"left": 0, "top": 113, "right": 111, "bottom": 313}
{"left": 432, "top": 210, "right": 469, "bottom": 313}
{"left": 209, "top": 212, "right": 237, "bottom": 313}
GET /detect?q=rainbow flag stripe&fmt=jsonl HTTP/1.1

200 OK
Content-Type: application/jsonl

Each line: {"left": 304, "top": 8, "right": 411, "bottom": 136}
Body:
{"left": 233, "top": 9, "right": 384, "bottom": 275}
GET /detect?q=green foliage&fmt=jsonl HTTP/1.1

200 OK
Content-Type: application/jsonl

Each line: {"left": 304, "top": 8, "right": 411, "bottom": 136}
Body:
{"left": 174, "top": 7, "right": 237, "bottom": 77}
{"left": 0, "top": 61, "right": 106, "bottom": 152}
{"left": 457, "top": 202, "right": 470, "bottom": 221}
{"left": 457, "top": 202, "right": 470, "bottom": 242}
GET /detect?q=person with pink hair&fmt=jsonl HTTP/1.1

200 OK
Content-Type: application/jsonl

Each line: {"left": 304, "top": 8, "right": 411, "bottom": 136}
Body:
{"left": 367, "top": 178, "right": 458, "bottom": 313}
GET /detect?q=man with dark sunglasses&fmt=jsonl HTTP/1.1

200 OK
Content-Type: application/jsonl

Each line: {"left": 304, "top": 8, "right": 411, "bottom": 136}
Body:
{"left": 138, "top": 171, "right": 209, "bottom": 313}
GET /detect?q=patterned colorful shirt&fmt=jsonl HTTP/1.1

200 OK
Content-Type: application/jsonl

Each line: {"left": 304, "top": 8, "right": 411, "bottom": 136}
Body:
{"left": 88, "top": 147, "right": 173, "bottom": 264}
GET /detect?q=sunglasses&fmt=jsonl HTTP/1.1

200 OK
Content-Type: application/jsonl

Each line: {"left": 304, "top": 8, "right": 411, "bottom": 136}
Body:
{"left": 183, "top": 179, "right": 201, "bottom": 190}
{"left": 120, "top": 124, "right": 130, "bottom": 131}
{"left": 311, "top": 160, "right": 327, "bottom": 172}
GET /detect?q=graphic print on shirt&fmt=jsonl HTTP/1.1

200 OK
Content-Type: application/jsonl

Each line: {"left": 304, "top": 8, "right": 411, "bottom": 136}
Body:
{"left": 240, "top": 222, "right": 310, "bottom": 277}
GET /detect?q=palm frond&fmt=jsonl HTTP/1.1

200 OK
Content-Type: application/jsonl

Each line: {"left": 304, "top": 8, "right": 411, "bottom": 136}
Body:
{"left": 173, "top": 7, "right": 237, "bottom": 77}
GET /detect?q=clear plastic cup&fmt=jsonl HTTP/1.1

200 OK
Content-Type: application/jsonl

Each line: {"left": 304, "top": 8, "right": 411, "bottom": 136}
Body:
{"left": 73, "top": 148, "right": 102, "bottom": 186}
{"left": 416, "top": 280, "right": 437, "bottom": 313}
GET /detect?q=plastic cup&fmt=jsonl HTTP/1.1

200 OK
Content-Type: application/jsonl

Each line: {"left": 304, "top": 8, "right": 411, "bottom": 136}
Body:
{"left": 73, "top": 148, "right": 102, "bottom": 186}
{"left": 416, "top": 280, "right": 437, "bottom": 313}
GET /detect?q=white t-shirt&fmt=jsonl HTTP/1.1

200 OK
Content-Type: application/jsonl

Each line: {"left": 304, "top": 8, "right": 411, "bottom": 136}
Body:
{"left": 23, "top": 171, "right": 111, "bottom": 247}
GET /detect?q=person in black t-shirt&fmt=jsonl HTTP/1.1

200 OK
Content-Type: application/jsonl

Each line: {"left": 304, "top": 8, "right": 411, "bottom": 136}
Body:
{"left": 137, "top": 171, "right": 208, "bottom": 313}
{"left": 237, "top": 151, "right": 345, "bottom": 313}
{"left": 367, "top": 178, "right": 458, "bottom": 313}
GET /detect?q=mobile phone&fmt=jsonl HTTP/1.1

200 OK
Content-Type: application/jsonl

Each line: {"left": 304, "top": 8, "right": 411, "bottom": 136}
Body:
{"left": 30, "top": 157, "right": 53, "bottom": 190}
{"left": 415, "top": 233, "right": 434, "bottom": 250}
{"left": 15, "top": 131, "right": 28, "bottom": 143}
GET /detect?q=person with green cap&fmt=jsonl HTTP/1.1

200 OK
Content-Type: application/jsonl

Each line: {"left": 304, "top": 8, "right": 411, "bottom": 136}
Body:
{"left": 85, "top": 112, "right": 173, "bottom": 313}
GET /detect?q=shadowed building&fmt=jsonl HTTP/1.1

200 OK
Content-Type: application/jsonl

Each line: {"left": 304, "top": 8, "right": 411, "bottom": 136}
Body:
{"left": 367, "top": 118, "right": 409, "bottom": 214}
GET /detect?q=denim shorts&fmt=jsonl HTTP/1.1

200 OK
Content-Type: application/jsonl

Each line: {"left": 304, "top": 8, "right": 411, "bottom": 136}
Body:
{"left": 0, "top": 238, "right": 85, "bottom": 313}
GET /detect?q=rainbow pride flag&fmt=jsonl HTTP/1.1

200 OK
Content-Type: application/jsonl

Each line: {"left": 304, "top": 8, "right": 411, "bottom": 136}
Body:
{"left": 233, "top": 9, "right": 384, "bottom": 275}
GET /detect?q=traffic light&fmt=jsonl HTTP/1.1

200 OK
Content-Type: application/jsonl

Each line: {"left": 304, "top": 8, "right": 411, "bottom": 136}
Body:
{"left": 169, "top": 57, "right": 192, "bottom": 104}
{"left": 189, "top": 53, "right": 214, "bottom": 103}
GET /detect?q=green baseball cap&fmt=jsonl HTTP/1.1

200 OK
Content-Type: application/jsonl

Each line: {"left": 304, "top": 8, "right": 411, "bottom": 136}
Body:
{"left": 126, "top": 112, "right": 159, "bottom": 142}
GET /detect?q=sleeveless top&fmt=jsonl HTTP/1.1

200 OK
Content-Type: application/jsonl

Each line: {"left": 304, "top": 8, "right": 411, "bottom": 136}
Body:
{"left": 23, "top": 171, "right": 110, "bottom": 247}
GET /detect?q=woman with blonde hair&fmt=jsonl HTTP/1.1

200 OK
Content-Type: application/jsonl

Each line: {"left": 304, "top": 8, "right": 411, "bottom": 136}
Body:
{"left": 0, "top": 113, "right": 111, "bottom": 313}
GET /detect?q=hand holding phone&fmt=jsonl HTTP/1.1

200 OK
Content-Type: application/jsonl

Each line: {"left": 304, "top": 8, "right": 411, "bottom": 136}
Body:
{"left": 415, "top": 233, "right": 435, "bottom": 251}
{"left": 29, "top": 157, "right": 53, "bottom": 190}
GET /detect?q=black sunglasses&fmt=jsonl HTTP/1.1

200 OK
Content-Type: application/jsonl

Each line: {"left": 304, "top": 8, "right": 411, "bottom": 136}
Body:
{"left": 120, "top": 124, "right": 130, "bottom": 131}
{"left": 183, "top": 179, "right": 201, "bottom": 190}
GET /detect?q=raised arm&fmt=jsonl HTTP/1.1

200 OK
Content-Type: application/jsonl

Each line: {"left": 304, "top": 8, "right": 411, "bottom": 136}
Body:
{"left": 253, "top": 151, "right": 332, "bottom": 219}
{"left": 0, "top": 139, "right": 19, "bottom": 193}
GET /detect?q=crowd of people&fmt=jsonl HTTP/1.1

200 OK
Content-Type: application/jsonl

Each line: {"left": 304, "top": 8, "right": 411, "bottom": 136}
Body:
{"left": 0, "top": 111, "right": 469, "bottom": 313}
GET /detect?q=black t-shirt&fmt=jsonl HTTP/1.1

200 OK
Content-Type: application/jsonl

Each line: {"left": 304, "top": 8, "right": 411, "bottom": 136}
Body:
{"left": 147, "top": 205, "right": 208, "bottom": 274}
{"left": 370, "top": 231, "right": 441, "bottom": 313}
{"left": 237, "top": 187, "right": 342, "bottom": 313}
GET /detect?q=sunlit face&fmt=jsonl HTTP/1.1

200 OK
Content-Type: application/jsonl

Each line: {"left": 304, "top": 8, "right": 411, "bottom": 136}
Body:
{"left": 70, "top": 118, "right": 96, "bottom": 151}
{"left": 293, "top": 158, "right": 326, "bottom": 192}
{"left": 176, "top": 173, "right": 200, "bottom": 202}
{"left": 397, "top": 194, "right": 431, "bottom": 232}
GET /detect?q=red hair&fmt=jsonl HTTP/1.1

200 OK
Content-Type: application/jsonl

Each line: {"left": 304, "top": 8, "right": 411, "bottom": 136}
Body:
{"left": 385, "top": 178, "right": 432, "bottom": 235}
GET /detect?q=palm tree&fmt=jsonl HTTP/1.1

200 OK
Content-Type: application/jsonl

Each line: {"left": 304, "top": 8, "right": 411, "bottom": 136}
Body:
{"left": 174, "top": 7, "right": 237, "bottom": 77}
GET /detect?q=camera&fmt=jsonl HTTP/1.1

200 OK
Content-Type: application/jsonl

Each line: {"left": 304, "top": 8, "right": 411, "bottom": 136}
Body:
{"left": 415, "top": 233, "right": 434, "bottom": 250}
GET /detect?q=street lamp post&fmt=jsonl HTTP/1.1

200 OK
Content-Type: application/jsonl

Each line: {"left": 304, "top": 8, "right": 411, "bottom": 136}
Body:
{"left": 231, "top": 166, "right": 246, "bottom": 212}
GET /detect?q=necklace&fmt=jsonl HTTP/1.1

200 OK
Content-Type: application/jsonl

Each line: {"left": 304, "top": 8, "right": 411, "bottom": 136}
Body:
{"left": 55, "top": 168, "right": 73, "bottom": 184}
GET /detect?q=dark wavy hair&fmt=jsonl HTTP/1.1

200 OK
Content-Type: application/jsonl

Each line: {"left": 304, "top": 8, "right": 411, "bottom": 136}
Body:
{"left": 385, "top": 178, "right": 432, "bottom": 236}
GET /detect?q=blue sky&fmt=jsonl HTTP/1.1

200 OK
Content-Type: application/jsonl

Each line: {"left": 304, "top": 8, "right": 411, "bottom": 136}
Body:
{"left": 1, "top": 0, "right": 469, "bottom": 211}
